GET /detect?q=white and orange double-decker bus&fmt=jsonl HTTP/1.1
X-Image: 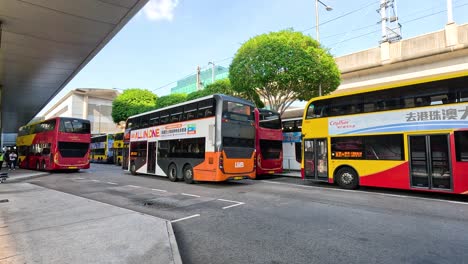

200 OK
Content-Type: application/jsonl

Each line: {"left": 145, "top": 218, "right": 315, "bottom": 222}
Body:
{"left": 124, "top": 94, "right": 256, "bottom": 183}
{"left": 302, "top": 72, "right": 468, "bottom": 194}
{"left": 16, "top": 117, "right": 91, "bottom": 171}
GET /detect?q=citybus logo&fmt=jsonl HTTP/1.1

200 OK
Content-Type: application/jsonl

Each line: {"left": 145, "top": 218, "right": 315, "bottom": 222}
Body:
{"left": 329, "top": 119, "right": 356, "bottom": 129}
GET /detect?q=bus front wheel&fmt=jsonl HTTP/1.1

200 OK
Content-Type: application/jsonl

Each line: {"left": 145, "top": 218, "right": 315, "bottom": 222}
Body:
{"left": 183, "top": 165, "right": 194, "bottom": 184}
{"left": 168, "top": 164, "right": 178, "bottom": 182}
{"left": 335, "top": 167, "right": 359, "bottom": 190}
{"left": 130, "top": 162, "right": 137, "bottom": 175}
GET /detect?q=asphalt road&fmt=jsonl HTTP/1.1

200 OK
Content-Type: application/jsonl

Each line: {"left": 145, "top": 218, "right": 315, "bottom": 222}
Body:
{"left": 29, "top": 164, "right": 468, "bottom": 264}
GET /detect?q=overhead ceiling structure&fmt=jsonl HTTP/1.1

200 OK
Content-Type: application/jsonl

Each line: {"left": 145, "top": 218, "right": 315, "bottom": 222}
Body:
{"left": 0, "top": 0, "right": 149, "bottom": 133}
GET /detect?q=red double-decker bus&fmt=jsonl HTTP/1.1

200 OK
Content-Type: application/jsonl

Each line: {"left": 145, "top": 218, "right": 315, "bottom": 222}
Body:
{"left": 16, "top": 117, "right": 91, "bottom": 171}
{"left": 255, "top": 108, "right": 283, "bottom": 175}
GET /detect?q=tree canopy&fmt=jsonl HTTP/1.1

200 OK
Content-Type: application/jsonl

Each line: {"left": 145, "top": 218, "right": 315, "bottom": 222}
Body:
{"left": 111, "top": 88, "right": 157, "bottom": 123}
{"left": 155, "top": 93, "right": 187, "bottom": 109}
{"left": 229, "top": 30, "right": 340, "bottom": 115}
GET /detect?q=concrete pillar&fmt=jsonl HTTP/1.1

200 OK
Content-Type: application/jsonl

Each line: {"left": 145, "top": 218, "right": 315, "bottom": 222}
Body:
{"left": 380, "top": 41, "right": 390, "bottom": 64}
{"left": 83, "top": 95, "right": 89, "bottom": 120}
{"left": 445, "top": 22, "right": 458, "bottom": 47}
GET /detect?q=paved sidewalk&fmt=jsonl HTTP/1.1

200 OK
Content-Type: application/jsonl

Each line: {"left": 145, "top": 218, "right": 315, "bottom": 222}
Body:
{"left": 0, "top": 183, "right": 182, "bottom": 264}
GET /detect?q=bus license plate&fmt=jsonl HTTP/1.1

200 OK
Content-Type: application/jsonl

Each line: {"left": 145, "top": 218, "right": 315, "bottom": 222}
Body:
{"left": 234, "top": 162, "right": 244, "bottom": 168}
{"left": 233, "top": 176, "right": 243, "bottom": 180}
{"left": 68, "top": 166, "right": 77, "bottom": 169}
{"left": 268, "top": 171, "right": 275, "bottom": 174}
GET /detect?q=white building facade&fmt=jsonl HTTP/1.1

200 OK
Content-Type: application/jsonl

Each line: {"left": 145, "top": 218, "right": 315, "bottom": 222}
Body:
{"left": 43, "top": 88, "right": 122, "bottom": 135}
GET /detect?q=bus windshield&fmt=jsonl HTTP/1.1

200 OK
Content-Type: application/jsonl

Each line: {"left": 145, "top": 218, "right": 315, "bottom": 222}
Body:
{"left": 222, "top": 101, "right": 254, "bottom": 122}
{"left": 59, "top": 118, "right": 91, "bottom": 134}
{"left": 259, "top": 110, "right": 281, "bottom": 129}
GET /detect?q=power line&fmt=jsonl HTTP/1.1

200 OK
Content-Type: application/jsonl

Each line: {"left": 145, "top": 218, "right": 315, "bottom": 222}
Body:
{"left": 153, "top": 0, "right": 468, "bottom": 95}
{"left": 301, "top": 0, "right": 380, "bottom": 33}
{"left": 329, "top": 1, "right": 468, "bottom": 48}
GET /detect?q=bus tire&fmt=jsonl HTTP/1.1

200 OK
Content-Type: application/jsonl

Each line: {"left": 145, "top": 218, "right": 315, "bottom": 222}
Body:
{"left": 183, "top": 164, "right": 195, "bottom": 184}
{"left": 335, "top": 167, "right": 359, "bottom": 190}
{"left": 130, "top": 162, "right": 137, "bottom": 175}
{"left": 168, "top": 163, "right": 178, "bottom": 182}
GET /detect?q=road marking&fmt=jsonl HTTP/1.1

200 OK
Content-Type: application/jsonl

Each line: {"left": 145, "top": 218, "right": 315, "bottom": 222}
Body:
{"left": 222, "top": 202, "right": 245, "bottom": 210}
{"left": 127, "top": 185, "right": 140, "bottom": 188}
{"left": 106, "top": 182, "right": 118, "bottom": 185}
{"left": 171, "top": 214, "right": 200, "bottom": 223}
{"left": 262, "top": 180, "right": 468, "bottom": 205}
{"left": 181, "top": 193, "right": 201, "bottom": 198}
{"left": 217, "top": 198, "right": 242, "bottom": 203}
{"left": 217, "top": 199, "right": 245, "bottom": 210}
{"left": 91, "top": 180, "right": 100, "bottom": 182}
{"left": 151, "top": 188, "right": 167, "bottom": 192}
{"left": 72, "top": 177, "right": 84, "bottom": 180}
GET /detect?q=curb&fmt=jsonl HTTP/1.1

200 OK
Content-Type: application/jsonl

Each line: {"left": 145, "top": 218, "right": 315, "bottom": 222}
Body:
{"left": 166, "top": 221, "right": 183, "bottom": 264}
{"left": 6, "top": 172, "right": 50, "bottom": 183}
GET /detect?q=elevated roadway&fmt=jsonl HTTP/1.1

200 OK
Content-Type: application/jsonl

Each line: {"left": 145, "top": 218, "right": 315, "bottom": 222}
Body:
{"left": 335, "top": 23, "right": 468, "bottom": 92}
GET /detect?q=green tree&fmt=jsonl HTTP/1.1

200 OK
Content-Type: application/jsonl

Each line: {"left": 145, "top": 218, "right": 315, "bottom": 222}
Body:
{"left": 186, "top": 79, "right": 233, "bottom": 101}
{"left": 155, "top": 93, "right": 187, "bottom": 109}
{"left": 186, "top": 79, "right": 264, "bottom": 107}
{"left": 111, "top": 88, "right": 157, "bottom": 123}
{"left": 229, "top": 30, "right": 340, "bottom": 114}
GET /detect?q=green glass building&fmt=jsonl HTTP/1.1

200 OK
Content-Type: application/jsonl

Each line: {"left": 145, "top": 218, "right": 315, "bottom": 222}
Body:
{"left": 170, "top": 65, "right": 229, "bottom": 94}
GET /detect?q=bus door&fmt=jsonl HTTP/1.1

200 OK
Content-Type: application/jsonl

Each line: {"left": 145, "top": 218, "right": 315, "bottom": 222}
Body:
{"left": 303, "top": 138, "right": 328, "bottom": 181}
{"left": 409, "top": 135, "right": 452, "bottom": 190}
{"left": 147, "top": 141, "right": 157, "bottom": 174}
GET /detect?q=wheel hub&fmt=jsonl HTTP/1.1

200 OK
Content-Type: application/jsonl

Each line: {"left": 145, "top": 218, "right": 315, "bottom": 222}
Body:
{"left": 341, "top": 172, "right": 353, "bottom": 184}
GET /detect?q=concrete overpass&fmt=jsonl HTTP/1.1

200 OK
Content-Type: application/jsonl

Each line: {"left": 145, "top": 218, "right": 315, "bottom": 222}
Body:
{"left": 335, "top": 23, "right": 468, "bottom": 92}
{"left": 0, "top": 0, "right": 149, "bottom": 145}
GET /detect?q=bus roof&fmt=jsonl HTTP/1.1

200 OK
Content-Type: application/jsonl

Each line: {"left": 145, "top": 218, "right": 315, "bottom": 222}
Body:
{"left": 19, "top": 116, "right": 89, "bottom": 130}
{"left": 127, "top": 94, "right": 256, "bottom": 120}
{"left": 307, "top": 70, "right": 468, "bottom": 105}
{"left": 281, "top": 107, "right": 304, "bottom": 121}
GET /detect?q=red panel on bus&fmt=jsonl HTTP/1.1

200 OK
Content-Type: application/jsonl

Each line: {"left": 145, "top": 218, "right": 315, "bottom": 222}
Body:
{"left": 360, "top": 162, "right": 410, "bottom": 189}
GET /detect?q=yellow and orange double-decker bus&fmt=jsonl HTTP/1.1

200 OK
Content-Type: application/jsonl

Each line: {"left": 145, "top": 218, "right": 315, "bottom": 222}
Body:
{"left": 125, "top": 94, "right": 256, "bottom": 183}
{"left": 301, "top": 72, "right": 468, "bottom": 194}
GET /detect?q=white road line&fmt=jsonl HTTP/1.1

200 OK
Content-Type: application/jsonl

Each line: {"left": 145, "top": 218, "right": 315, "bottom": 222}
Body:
{"left": 217, "top": 198, "right": 242, "bottom": 203}
{"left": 217, "top": 198, "right": 245, "bottom": 210}
{"left": 262, "top": 180, "right": 468, "bottom": 205}
{"left": 127, "top": 185, "right": 140, "bottom": 188}
{"left": 106, "top": 182, "right": 118, "bottom": 185}
{"left": 222, "top": 202, "right": 245, "bottom": 210}
{"left": 171, "top": 214, "right": 200, "bottom": 223}
{"left": 72, "top": 177, "right": 84, "bottom": 180}
{"left": 151, "top": 188, "right": 167, "bottom": 192}
{"left": 91, "top": 180, "right": 100, "bottom": 182}
{"left": 181, "top": 193, "right": 201, "bottom": 198}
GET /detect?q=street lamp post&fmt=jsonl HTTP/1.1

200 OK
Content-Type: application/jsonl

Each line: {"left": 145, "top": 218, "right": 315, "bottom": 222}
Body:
{"left": 208, "top": 61, "right": 215, "bottom": 84}
{"left": 315, "top": 0, "right": 332, "bottom": 96}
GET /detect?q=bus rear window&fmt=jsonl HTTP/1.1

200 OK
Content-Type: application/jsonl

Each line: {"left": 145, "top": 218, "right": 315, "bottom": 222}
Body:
{"left": 223, "top": 101, "right": 254, "bottom": 122}
{"left": 58, "top": 142, "right": 89, "bottom": 157}
{"left": 60, "top": 119, "right": 91, "bottom": 133}
{"left": 259, "top": 110, "right": 281, "bottom": 129}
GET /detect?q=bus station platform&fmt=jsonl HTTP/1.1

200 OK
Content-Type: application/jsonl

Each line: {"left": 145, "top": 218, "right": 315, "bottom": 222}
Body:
{"left": 0, "top": 171, "right": 182, "bottom": 264}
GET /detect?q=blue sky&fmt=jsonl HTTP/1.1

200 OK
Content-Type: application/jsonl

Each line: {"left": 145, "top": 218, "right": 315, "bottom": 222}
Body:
{"left": 38, "top": 0, "right": 468, "bottom": 115}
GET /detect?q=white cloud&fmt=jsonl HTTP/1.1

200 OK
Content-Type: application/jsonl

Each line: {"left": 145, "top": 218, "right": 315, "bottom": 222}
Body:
{"left": 143, "top": 0, "right": 179, "bottom": 21}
